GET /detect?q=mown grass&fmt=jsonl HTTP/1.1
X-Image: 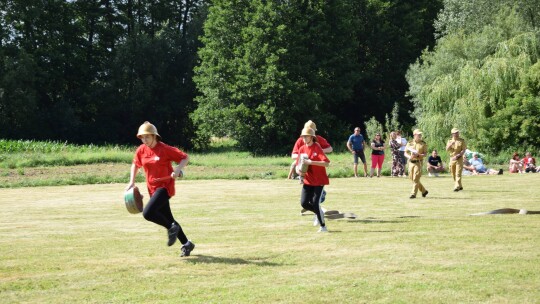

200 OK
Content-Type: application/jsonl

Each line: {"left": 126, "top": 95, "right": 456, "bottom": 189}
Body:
{"left": 1, "top": 175, "right": 539, "bottom": 303}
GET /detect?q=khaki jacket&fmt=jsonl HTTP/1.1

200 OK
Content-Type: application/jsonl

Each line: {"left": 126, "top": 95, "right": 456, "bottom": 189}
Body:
{"left": 406, "top": 140, "right": 427, "bottom": 162}
{"left": 446, "top": 138, "right": 466, "bottom": 160}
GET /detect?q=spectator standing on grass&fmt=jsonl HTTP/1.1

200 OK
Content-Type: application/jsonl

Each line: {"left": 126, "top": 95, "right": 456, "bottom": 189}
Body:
{"left": 446, "top": 128, "right": 467, "bottom": 192}
{"left": 396, "top": 130, "right": 407, "bottom": 177}
{"left": 370, "top": 133, "right": 386, "bottom": 178}
{"left": 295, "top": 127, "right": 331, "bottom": 233}
{"left": 427, "top": 150, "right": 444, "bottom": 177}
{"left": 126, "top": 121, "right": 195, "bottom": 257}
{"left": 389, "top": 131, "right": 404, "bottom": 177}
{"left": 404, "top": 129, "right": 428, "bottom": 199}
{"left": 347, "top": 127, "right": 368, "bottom": 177}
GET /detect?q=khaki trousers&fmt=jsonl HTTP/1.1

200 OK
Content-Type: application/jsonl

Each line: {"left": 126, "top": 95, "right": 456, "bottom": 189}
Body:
{"left": 409, "top": 162, "right": 426, "bottom": 195}
{"left": 449, "top": 159, "right": 464, "bottom": 189}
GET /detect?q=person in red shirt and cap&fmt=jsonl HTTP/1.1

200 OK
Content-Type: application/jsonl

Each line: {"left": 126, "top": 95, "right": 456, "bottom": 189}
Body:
{"left": 295, "top": 127, "right": 331, "bottom": 232}
{"left": 126, "top": 121, "right": 195, "bottom": 257}
{"left": 288, "top": 120, "right": 332, "bottom": 180}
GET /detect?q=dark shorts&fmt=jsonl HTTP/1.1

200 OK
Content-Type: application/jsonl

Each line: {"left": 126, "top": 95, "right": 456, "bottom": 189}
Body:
{"left": 353, "top": 150, "right": 366, "bottom": 164}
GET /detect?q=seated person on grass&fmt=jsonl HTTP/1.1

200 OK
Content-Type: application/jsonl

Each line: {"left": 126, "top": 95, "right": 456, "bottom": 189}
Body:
{"left": 509, "top": 152, "right": 524, "bottom": 173}
{"left": 523, "top": 152, "right": 538, "bottom": 173}
{"left": 427, "top": 150, "right": 444, "bottom": 177}
{"left": 470, "top": 153, "right": 502, "bottom": 175}
{"left": 462, "top": 154, "right": 477, "bottom": 175}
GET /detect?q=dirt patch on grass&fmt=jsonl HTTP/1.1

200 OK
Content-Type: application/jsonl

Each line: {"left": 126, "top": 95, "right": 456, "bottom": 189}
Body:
{"left": 0, "top": 163, "right": 130, "bottom": 186}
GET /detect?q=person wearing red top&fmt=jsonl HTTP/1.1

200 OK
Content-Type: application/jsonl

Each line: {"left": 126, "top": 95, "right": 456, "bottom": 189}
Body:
{"left": 288, "top": 120, "right": 332, "bottom": 180}
{"left": 523, "top": 152, "right": 537, "bottom": 173}
{"left": 295, "top": 127, "right": 331, "bottom": 232}
{"left": 125, "top": 121, "right": 195, "bottom": 257}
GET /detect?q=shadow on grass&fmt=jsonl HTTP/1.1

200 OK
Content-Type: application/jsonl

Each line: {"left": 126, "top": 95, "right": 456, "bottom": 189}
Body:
{"left": 186, "top": 254, "right": 282, "bottom": 266}
{"left": 353, "top": 218, "right": 407, "bottom": 224}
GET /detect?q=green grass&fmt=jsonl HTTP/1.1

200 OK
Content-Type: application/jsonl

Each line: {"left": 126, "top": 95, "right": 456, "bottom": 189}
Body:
{"left": 1, "top": 175, "right": 539, "bottom": 303}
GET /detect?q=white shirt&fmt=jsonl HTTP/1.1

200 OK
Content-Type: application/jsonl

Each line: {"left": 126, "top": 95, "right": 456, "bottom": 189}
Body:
{"left": 399, "top": 137, "right": 407, "bottom": 152}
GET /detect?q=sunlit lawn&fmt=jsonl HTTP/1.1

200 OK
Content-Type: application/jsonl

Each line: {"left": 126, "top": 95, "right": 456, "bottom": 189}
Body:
{"left": 0, "top": 174, "right": 539, "bottom": 303}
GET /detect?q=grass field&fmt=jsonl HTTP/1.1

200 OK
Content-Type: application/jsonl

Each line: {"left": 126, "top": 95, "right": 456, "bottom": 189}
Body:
{"left": 1, "top": 174, "right": 539, "bottom": 303}
{"left": 0, "top": 138, "right": 514, "bottom": 188}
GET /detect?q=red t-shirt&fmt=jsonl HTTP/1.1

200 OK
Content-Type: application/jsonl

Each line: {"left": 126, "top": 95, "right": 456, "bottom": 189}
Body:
{"left": 296, "top": 143, "right": 330, "bottom": 186}
{"left": 523, "top": 157, "right": 536, "bottom": 167}
{"left": 292, "top": 135, "right": 331, "bottom": 155}
{"left": 133, "top": 142, "right": 188, "bottom": 197}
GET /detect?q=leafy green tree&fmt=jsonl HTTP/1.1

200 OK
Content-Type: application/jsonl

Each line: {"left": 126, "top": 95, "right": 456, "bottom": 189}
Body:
{"left": 194, "top": 0, "right": 368, "bottom": 154}
{"left": 0, "top": 0, "right": 205, "bottom": 147}
{"left": 434, "top": 0, "right": 540, "bottom": 37}
{"left": 345, "top": 0, "right": 442, "bottom": 131}
{"left": 407, "top": 6, "right": 540, "bottom": 153}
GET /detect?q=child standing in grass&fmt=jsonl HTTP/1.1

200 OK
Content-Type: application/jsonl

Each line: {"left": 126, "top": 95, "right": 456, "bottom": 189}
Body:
{"left": 125, "top": 121, "right": 195, "bottom": 257}
{"left": 296, "top": 127, "right": 330, "bottom": 232}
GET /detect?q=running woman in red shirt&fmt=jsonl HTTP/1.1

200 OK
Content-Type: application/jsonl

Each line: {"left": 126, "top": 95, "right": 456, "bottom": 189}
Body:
{"left": 288, "top": 120, "right": 333, "bottom": 180}
{"left": 125, "top": 121, "right": 195, "bottom": 257}
{"left": 296, "top": 127, "right": 331, "bottom": 232}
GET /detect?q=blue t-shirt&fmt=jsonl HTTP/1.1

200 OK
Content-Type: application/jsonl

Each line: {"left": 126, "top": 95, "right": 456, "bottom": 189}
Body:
{"left": 470, "top": 158, "right": 487, "bottom": 173}
{"left": 348, "top": 134, "right": 365, "bottom": 151}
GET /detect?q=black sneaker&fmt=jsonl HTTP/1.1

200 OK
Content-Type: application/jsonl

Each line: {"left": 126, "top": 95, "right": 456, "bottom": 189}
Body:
{"left": 409, "top": 194, "right": 416, "bottom": 199}
{"left": 458, "top": 187, "right": 463, "bottom": 191}
{"left": 167, "top": 223, "right": 180, "bottom": 246}
{"left": 181, "top": 241, "right": 195, "bottom": 257}
{"left": 453, "top": 188, "right": 459, "bottom": 192}
{"left": 422, "top": 191, "right": 429, "bottom": 198}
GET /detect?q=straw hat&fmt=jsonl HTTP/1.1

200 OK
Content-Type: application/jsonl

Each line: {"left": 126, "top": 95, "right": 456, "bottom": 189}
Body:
{"left": 300, "top": 127, "right": 315, "bottom": 137}
{"left": 413, "top": 129, "right": 423, "bottom": 135}
{"left": 451, "top": 128, "right": 460, "bottom": 134}
{"left": 137, "top": 121, "right": 161, "bottom": 139}
{"left": 304, "top": 120, "right": 317, "bottom": 131}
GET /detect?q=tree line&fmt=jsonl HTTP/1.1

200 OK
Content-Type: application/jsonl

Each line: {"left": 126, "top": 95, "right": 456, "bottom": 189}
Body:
{"left": 1, "top": 0, "right": 206, "bottom": 149}
{"left": 0, "top": 0, "right": 441, "bottom": 153}
{"left": 3, "top": 1, "right": 536, "bottom": 154}
{"left": 407, "top": 0, "right": 540, "bottom": 154}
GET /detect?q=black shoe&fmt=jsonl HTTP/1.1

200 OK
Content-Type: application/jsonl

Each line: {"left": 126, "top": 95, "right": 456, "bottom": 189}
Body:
{"left": 498, "top": 169, "right": 503, "bottom": 175}
{"left": 181, "top": 241, "right": 195, "bottom": 257}
{"left": 422, "top": 191, "right": 428, "bottom": 198}
{"left": 167, "top": 223, "right": 180, "bottom": 246}
{"left": 459, "top": 187, "right": 463, "bottom": 191}
{"left": 453, "top": 188, "right": 459, "bottom": 192}
{"left": 409, "top": 194, "right": 416, "bottom": 199}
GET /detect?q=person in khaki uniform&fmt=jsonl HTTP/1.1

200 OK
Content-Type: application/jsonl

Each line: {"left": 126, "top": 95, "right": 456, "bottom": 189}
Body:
{"left": 445, "top": 128, "right": 467, "bottom": 191}
{"left": 404, "top": 129, "right": 428, "bottom": 199}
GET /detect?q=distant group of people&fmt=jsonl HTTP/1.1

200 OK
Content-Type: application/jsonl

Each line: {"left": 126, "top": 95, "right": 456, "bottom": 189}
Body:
{"left": 347, "top": 127, "right": 407, "bottom": 178}
{"left": 509, "top": 151, "right": 539, "bottom": 173}
{"left": 290, "top": 123, "right": 534, "bottom": 204}
{"left": 285, "top": 119, "right": 539, "bottom": 231}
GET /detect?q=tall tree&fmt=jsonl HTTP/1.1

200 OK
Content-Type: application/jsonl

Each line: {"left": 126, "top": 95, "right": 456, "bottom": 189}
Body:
{"left": 0, "top": 0, "right": 205, "bottom": 147}
{"left": 344, "top": 0, "right": 442, "bottom": 133}
{"left": 193, "top": 0, "right": 363, "bottom": 154}
{"left": 407, "top": 3, "right": 540, "bottom": 152}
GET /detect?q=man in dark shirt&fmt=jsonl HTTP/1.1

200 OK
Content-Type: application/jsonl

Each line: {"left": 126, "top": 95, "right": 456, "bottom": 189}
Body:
{"left": 427, "top": 150, "right": 444, "bottom": 177}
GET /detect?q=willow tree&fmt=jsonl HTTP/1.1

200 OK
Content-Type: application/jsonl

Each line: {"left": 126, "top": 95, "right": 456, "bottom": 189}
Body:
{"left": 407, "top": 8, "right": 540, "bottom": 153}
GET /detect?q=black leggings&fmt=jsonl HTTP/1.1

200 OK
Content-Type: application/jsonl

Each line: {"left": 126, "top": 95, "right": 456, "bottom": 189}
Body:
{"left": 143, "top": 188, "right": 188, "bottom": 244}
{"left": 300, "top": 185, "right": 325, "bottom": 227}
